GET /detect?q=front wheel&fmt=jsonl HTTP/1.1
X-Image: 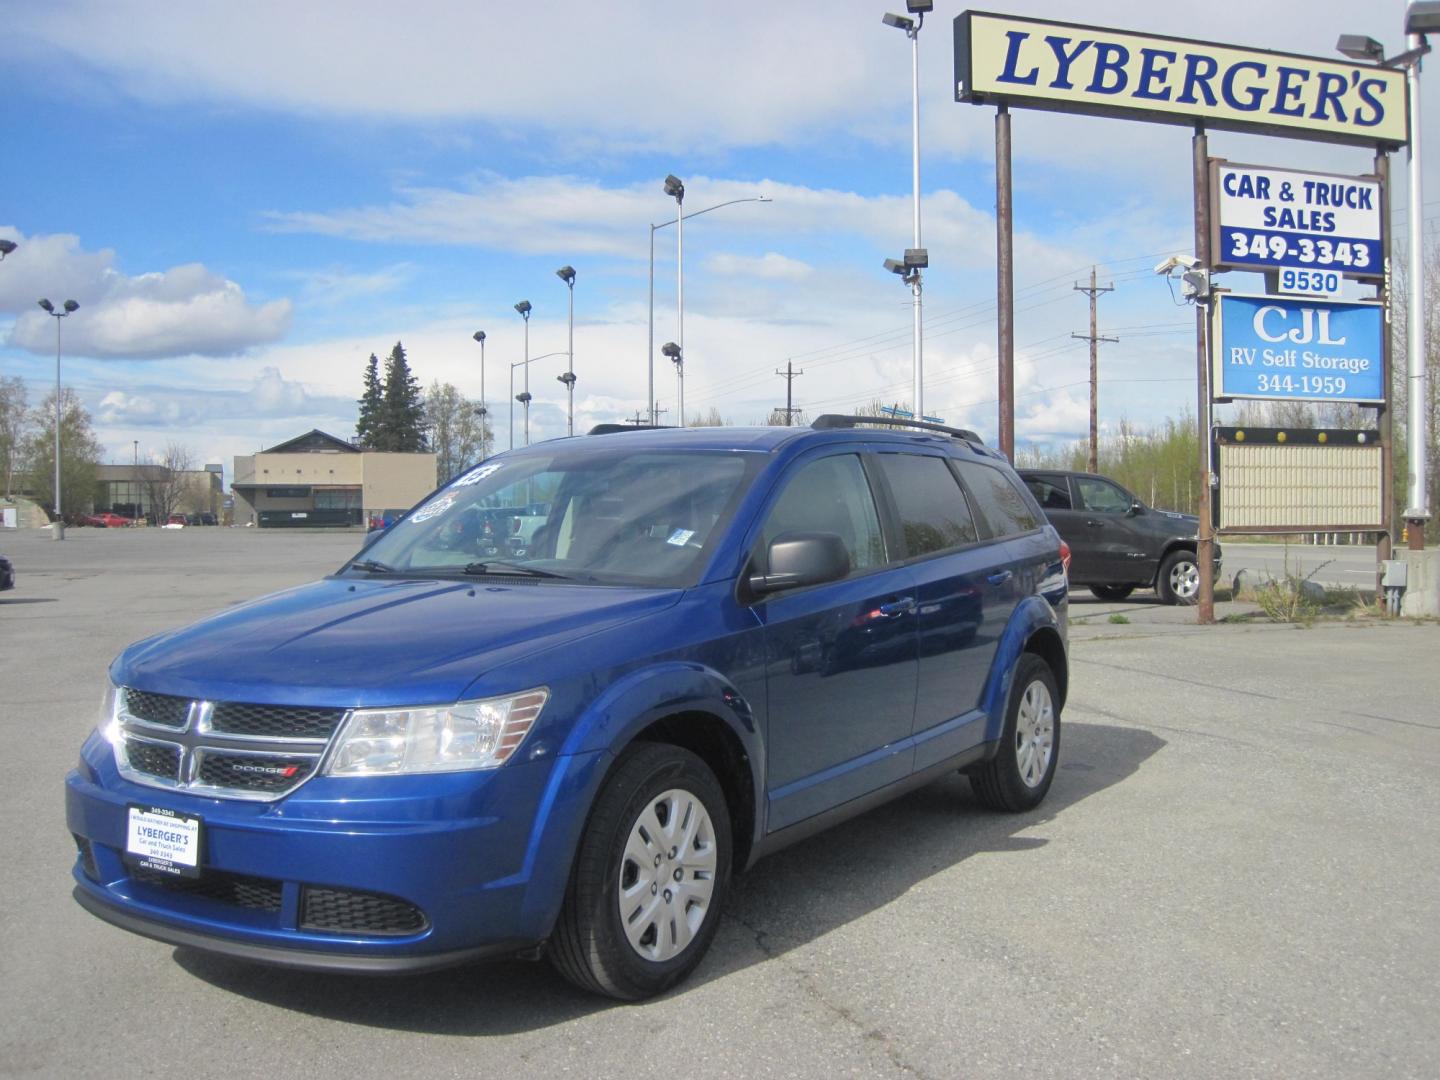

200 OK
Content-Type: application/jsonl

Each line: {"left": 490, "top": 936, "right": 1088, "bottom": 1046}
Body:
{"left": 549, "top": 743, "right": 732, "bottom": 1000}
{"left": 969, "top": 653, "right": 1061, "bottom": 812}
{"left": 1156, "top": 549, "right": 1200, "bottom": 605}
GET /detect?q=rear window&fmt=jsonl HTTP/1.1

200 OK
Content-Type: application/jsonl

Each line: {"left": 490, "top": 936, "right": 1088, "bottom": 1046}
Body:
{"left": 873, "top": 453, "right": 979, "bottom": 557}
{"left": 960, "top": 462, "right": 1042, "bottom": 538}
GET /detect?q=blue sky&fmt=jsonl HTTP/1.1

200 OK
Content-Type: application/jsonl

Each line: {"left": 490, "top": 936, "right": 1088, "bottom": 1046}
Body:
{"left": 1, "top": 0, "right": 1432, "bottom": 483}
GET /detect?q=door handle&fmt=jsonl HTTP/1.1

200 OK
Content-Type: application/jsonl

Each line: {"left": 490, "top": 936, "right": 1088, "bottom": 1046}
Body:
{"left": 1085, "top": 519, "right": 1106, "bottom": 527}
{"left": 987, "top": 570, "right": 1013, "bottom": 586}
{"left": 878, "top": 597, "right": 916, "bottom": 617}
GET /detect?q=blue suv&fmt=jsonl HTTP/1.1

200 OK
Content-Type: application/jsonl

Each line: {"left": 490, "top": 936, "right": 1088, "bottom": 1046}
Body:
{"left": 66, "top": 417, "right": 1069, "bottom": 999}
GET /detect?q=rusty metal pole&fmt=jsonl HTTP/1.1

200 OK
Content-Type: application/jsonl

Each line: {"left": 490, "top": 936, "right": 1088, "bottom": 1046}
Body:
{"left": 1376, "top": 150, "right": 1393, "bottom": 591}
{"left": 1089, "top": 265, "right": 1099, "bottom": 473}
{"left": 996, "top": 104, "right": 1014, "bottom": 460}
{"left": 1193, "top": 127, "right": 1215, "bottom": 624}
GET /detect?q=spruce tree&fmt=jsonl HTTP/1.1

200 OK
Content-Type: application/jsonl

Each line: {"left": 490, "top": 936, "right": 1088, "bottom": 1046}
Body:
{"left": 355, "top": 353, "right": 383, "bottom": 448}
{"left": 379, "top": 341, "right": 427, "bottom": 452}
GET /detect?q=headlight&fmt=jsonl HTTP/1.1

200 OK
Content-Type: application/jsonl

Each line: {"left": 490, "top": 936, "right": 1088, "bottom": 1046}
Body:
{"left": 324, "top": 688, "right": 548, "bottom": 776}
{"left": 99, "top": 683, "right": 122, "bottom": 744}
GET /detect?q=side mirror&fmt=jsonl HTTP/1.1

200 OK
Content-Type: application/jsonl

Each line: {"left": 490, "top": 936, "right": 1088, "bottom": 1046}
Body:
{"left": 748, "top": 532, "right": 850, "bottom": 595}
{"left": 1127, "top": 500, "right": 1143, "bottom": 516}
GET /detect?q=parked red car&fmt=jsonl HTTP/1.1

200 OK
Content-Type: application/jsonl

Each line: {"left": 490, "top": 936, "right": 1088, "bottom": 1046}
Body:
{"left": 94, "top": 513, "right": 134, "bottom": 528}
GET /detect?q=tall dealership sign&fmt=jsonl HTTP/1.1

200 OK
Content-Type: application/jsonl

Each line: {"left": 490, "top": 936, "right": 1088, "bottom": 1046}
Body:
{"left": 955, "top": 10, "right": 1408, "bottom": 621}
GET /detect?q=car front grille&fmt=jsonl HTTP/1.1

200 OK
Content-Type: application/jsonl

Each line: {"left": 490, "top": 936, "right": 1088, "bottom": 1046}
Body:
{"left": 113, "top": 688, "right": 345, "bottom": 802}
{"left": 300, "top": 887, "right": 428, "bottom": 936}
{"left": 131, "top": 865, "right": 284, "bottom": 913}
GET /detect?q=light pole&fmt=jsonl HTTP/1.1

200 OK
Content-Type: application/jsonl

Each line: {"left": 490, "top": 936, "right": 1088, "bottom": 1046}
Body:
{"left": 472, "top": 330, "right": 488, "bottom": 460}
{"left": 647, "top": 194, "right": 771, "bottom": 423}
{"left": 508, "top": 352, "right": 568, "bottom": 447}
{"left": 664, "top": 175, "right": 685, "bottom": 425}
{"left": 555, "top": 266, "right": 577, "bottom": 436}
{"left": 662, "top": 342, "right": 683, "bottom": 428}
{"left": 38, "top": 298, "right": 79, "bottom": 540}
{"left": 514, "top": 301, "right": 532, "bottom": 447}
{"left": 1339, "top": 5, "right": 1436, "bottom": 549}
{"left": 883, "top": 1, "right": 931, "bottom": 422}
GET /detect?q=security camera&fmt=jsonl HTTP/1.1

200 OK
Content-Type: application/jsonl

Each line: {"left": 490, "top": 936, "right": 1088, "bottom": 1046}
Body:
{"left": 1181, "top": 269, "right": 1211, "bottom": 300}
{"left": 1154, "top": 254, "right": 1200, "bottom": 275}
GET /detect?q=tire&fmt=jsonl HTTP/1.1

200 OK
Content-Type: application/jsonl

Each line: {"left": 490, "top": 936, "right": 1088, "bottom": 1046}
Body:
{"left": 550, "top": 743, "right": 732, "bottom": 1000}
{"left": 970, "top": 653, "right": 1061, "bottom": 812}
{"left": 1156, "top": 549, "right": 1200, "bottom": 605}
{"left": 1089, "top": 585, "right": 1134, "bottom": 601}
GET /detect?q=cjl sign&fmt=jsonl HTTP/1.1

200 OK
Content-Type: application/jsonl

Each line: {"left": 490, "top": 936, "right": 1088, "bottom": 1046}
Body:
{"left": 1213, "top": 294, "right": 1384, "bottom": 403}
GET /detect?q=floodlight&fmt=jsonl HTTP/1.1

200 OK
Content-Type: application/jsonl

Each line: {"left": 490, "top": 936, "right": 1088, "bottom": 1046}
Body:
{"left": 64, "top": 300, "right": 79, "bottom": 313}
{"left": 1407, "top": 2, "right": 1440, "bottom": 35}
{"left": 473, "top": 330, "right": 486, "bottom": 343}
{"left": 37, "top": 298, "right": 54, "bottom": 313}
{"left": 555, "top": 265, "right": 575, "bottom": 285}
{"left": 514, "top": 300, "right": 531, "bottom": 316}
{"left": 0, "top": 239, "right": 16, "bottom": 258}
{"left": 882, "top": 13, "right": 914, "bottom": 31}
{"left": 661, "top": 341, "right": 682, "bottom": 360}
{"left": 1336, "top": 34, "right": 1385, "bottom": 61}
{"left": 663, "top": 175, "right": 685, "bottom": 201}
{"left": 906, "top": 0, "right": 933, "bottom": 12}
{"left": 884, "top": 258, "right": 906, "bottom": 275}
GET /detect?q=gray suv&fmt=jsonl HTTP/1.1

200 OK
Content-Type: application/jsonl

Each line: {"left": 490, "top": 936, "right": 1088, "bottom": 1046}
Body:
{"left": 1018, "top": 470, "right": 1220, "bottom": 604}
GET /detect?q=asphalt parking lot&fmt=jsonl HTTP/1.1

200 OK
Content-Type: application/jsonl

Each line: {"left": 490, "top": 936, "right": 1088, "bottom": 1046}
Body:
{"left": 3, "top": 526, "right": 1438, "bottom": 1079}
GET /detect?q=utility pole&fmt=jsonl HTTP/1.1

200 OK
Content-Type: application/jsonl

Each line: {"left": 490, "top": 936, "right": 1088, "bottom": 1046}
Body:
{"left": 1072, "top": 266, "right": 1116, "bottom": 474}
{"left": 775, "top": 360, "right": 805, "bottom": 426}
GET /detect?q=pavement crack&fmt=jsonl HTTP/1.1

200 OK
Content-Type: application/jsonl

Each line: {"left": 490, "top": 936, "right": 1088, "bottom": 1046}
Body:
{"left": 724, "top": 911, "right": 934, "bottom": 1079}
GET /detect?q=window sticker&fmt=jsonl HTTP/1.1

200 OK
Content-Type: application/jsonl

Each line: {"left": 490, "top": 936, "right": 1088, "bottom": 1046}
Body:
{"left": 409, "top": 495, "right": 455, "bottom": 524}
{"left": 452, "top": 462, "right": 504, "bottom": 488}
{"left": 666, "top": 528, "right": 695, "bottom": 547}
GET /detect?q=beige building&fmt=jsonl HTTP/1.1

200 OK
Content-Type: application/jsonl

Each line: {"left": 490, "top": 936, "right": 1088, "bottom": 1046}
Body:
{"left": 232, "top": 429, "right": 437, "bottom": 528}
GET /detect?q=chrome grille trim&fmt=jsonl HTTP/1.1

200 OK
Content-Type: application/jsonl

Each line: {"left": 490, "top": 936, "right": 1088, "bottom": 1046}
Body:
{"left": 113, "top": 688, "right": 345, "bottom": 802}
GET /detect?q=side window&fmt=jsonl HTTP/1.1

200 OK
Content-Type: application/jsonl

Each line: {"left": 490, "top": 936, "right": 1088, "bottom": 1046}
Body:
{"left": 960, "top": 462, "right": 1042, "bottom": 538}
{"left": 874, "top": 453, "right": 979, "bottom": 558}
{"left": 1024, "top": 474, "right": 1072, "bottom": 510}
{"left": 1075, "top": 477, "right": 1132, "bottom": 514}
{"left": 759, "top": 455, "right": 886, "bottom": 574}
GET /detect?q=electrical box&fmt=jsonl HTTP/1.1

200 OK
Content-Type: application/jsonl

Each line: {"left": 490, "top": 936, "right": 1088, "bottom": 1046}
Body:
{"left": 1381, "top": 560, "right": 1408, "bottom": 588}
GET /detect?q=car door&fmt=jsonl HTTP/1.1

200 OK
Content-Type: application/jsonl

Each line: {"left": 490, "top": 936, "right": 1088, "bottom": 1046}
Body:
{"left": 1071, "top": 475, "right": 1155, "bottom": 584}
{"left": 753, "top": 451, "right": 919, "bottom": 832}
{"left": 869, "top": 451, "right": 998, "bottom": 768}
{"left": 1022, "top": 472, "right": 1096, "bottom": 582}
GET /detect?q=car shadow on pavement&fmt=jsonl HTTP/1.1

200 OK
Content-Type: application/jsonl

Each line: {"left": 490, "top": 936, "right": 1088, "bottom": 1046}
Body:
{"left": 0, "top": 597, "right": 56, "bottom": 605}
{"left": 175, "top": 720, "right": 1165, "bottom": 1033}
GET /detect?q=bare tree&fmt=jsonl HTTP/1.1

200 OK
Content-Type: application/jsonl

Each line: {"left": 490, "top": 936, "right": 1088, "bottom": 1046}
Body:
{"left": 424, "top": 381, "right": 491, "bottom": 484}
{"left": 0, "top": 375, "right": 30, "bottom": 498}
{"left": 142, "top": 442, "right": 196, "bottom": 523}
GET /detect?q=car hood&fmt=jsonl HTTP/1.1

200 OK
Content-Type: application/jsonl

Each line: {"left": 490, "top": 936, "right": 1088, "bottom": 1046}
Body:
{"left": 1149, "top": 509, "right": 1200, "bottom": 535}
{"left": 114, "top": 576, "right": 682, "bottom": 707}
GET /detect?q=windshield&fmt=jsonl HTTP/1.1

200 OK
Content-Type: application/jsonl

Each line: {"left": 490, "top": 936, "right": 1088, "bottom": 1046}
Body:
{"left": 350, "top": 448, "right": 757, "bottom": 587}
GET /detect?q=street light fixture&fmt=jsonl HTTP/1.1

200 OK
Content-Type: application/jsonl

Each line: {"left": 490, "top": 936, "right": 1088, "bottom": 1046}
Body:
{"left": 647, "top": 194, "right": 771, "bottom": 424}
{"left": 37, "top": 298, "right": 80, "bottom": 540}
{"left": 883, "top": 0, "right": 931, "bottom": 421}
{"left": 661, "top": 342, "right": 683, "bottom": 427}
{"left": 472, "top": 330, "right": 488, "bottom": 460}
{"left": 1337, "top": 7, "right": 1435, "bottom": 547}
{"left": 555, "top": 266, "right": 577, "bottom": 436}
{"left": 514, "top": 301, "right": 532, "bottom": 447}
{"left": 509, "top": 351, "right": 568, "bottom": 448}
{"left": 0, "top": 239, "right": 16, "bottom": 261}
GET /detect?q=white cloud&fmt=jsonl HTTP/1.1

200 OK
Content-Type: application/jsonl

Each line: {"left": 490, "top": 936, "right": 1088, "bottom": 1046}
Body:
{"left": 707, "top": 252, "right": 813, "bottom": 281}
{"left": 1, "top": 232, "right": 291, "bottom": 359}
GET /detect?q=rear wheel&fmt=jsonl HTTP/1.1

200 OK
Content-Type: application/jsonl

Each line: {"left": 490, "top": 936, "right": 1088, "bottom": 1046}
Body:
{"left": 550, "top": 743, "right": 731, "bottom": 1000}
{"left": 1156, "top": 549, "right": 1200, "bottom": 605}
{"left": 1089, "top": 585, "right": 1134, "bottom": 601}
{"left": 970, "top": 653, "right": 1061, "bottom": 812}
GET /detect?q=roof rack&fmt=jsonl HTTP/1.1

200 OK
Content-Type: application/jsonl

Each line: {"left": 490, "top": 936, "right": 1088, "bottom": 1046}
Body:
{"left": 811, "top": 414, "right": 984, "bottom": 443}
{"left": 587, "top": 423, "right": 674, "bottom": 435}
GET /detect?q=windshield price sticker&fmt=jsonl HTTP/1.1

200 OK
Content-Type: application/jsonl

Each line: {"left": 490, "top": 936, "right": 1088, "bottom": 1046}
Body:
{"left": 1213, "top": 164, "right": 1381, "bottom": 278}
{"left": 1214, "top": 294, "right": 1384, "bottom": 404}
{"left": 409, "top": 495, "right": 455, "bottom": 524}
{"left": 452, "top": 462, "right": 504, "bottom": 488}
{"left": 125, "top": 805, "right": 203, "bottom": 878}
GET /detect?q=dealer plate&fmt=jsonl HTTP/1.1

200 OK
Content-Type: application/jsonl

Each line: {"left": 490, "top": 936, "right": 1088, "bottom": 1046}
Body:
{"left": 125, "top": 804, "right": 204, "bottom": 879}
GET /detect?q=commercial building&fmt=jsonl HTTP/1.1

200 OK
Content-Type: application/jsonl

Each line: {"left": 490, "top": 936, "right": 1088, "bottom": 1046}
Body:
{"left": 231, "top": 429, "right": 437, "bottom": 527}
{"left": 95, "top": 463, "right": 224, "bottom": 522}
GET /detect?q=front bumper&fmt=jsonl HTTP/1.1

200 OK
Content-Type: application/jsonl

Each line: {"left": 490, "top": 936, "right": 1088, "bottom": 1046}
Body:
{"left": 66, "top": 731, "right": 607, "bottom": 971}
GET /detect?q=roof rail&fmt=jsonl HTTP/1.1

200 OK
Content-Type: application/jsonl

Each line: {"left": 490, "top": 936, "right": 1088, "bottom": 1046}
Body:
{"left": 587, "top": 423, "right": 674, "bottom": 435}
{"left": 811, "top": 414, "right": 984, "bottom": 443}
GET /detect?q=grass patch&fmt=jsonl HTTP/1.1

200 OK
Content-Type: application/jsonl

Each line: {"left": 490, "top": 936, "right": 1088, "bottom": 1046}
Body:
{"left": 1107, "top": 613, "right": 1131, "bottom": 625}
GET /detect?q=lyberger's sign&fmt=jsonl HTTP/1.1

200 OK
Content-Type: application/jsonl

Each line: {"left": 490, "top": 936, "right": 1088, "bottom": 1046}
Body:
{"left": 954, "top": 11, "right": 1408, "bottom": 148}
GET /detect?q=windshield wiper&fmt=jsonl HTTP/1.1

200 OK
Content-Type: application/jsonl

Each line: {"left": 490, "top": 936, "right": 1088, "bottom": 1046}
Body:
{"left": 461, "top": 560, "right": 570, "bottom": 579}
{"left": 348, "top": 558, "right": 395, "bottom": 574}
